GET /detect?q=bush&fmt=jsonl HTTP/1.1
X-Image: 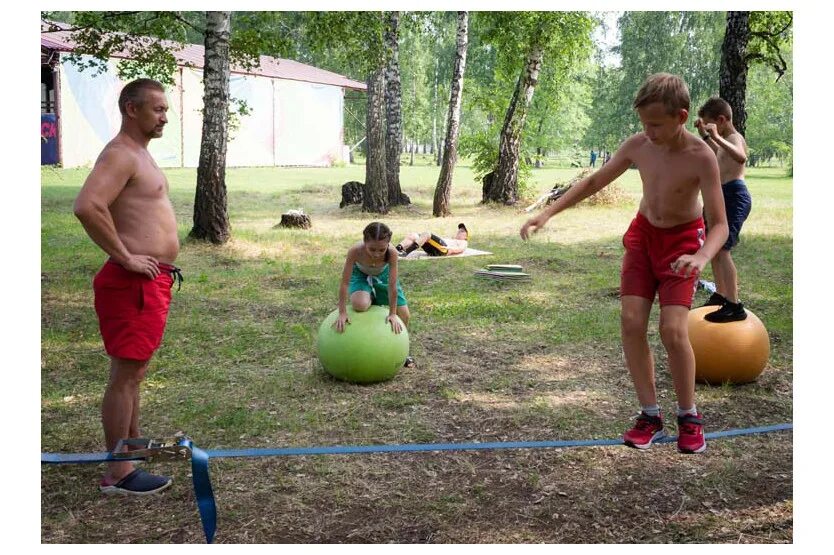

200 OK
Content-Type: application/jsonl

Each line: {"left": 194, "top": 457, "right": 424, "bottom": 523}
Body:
{"left": 586, "top": 182, "right": 626, "bottom": 206}
{"left": 527, "top": 168, "right": 627, "bottom": 211}
{"left": 459, "top": 130, "right": 533, "bottom": 195}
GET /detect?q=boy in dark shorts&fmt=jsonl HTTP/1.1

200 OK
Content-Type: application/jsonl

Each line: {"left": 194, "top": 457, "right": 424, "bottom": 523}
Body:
{"left": 521, "top": 74, "right": 729, "bottom": 454}
{"left": 695, "top": 96, "right": 751, "bottom": 322}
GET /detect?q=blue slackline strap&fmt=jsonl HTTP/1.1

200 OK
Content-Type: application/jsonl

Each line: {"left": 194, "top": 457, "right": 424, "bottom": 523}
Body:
{"left": 204, "top": 423, "right": 792, "bottom": 457}
{"left": 40, "top": 422, "right": 793, "bottom": 544}
{"left": 40, "top": 423, "right": 793, "bottom": 464}
{"left": 185, "top": 440, "right": 217, "bottom": 545}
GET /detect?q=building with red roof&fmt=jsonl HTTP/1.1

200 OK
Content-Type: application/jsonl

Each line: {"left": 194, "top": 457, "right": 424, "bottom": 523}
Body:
{"left": 41, "top": 21, "right": 366, "bottom": 168}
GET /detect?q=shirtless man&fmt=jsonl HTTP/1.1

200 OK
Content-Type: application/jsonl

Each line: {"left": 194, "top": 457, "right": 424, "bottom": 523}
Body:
{"left": 695, "top": 96, "right": 751, "bottom": 322}
{"left": 395, "top": 223, "right": 470, "bottom": 257}
{"left": 520, "top": 73, "right": 728, "bottom": 454}
{"left": 73, "top": 78, "right": 182, "bottom": 495}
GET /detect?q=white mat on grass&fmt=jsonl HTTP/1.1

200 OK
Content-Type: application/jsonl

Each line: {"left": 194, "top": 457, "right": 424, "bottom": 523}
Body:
{"left": 401, "top": 248, "right": 492, "bottom": 260}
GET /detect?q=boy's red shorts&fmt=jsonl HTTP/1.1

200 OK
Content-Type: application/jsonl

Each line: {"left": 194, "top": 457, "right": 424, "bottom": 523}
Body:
{"left": 93, "top": 260, "right": 175, "bottom": 361}
{"left": 620, "top": 213, "right": 705, "bottom": 308}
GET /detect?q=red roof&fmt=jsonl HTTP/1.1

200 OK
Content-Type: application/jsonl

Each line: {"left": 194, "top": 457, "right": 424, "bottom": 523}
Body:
{"left": 41, "top": 22, "right": 366, "bottom": 92}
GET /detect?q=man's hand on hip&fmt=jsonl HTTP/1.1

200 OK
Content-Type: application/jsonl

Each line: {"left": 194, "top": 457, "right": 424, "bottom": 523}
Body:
{"left": 123, "top": 254, "right": 160, "bottom": 279}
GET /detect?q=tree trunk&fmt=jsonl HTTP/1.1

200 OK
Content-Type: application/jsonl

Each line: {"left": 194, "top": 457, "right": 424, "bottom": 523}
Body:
{"left": 384, "top": 12, "right": 410, "bottom": 206}
{"left": 432, "top": 59, "right": 439, "bottom": 158}
{"left": 433, "top": 11, "right": 469, "bottom": 217}
{"left": 535, "top": 117, "right": 545, "bottom": 168}
{"left": 720, "top": 11, "right": 750, "bottom": 137}
{"left": 363, "top": 68, "right": 388, "bottom": 213}
{"left": 483, "top": 44, "right": 544, "bottom": 205}
{"left": 410, "top": 75, "right": 416, "bottom": 166}
{"left": 190, "top": 11, "right": 232, "bottom": 244}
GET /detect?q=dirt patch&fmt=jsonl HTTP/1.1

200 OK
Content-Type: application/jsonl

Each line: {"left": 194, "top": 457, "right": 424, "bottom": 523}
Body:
{"left": 42, "top": 432, "right": 791, "bottom": 543}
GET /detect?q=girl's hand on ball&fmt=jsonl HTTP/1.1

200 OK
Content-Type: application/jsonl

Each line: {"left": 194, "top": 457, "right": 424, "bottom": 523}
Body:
{"left": 386, "top": 314, "right": 402, "bottom": 334}
{"left": 333, "top": 313, "right": 350, "bottom": 333}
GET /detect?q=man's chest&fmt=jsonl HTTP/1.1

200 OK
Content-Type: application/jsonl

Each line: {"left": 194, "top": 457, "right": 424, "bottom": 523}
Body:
{"left": 127, "top": 163, "right": 169, "bottom": 198}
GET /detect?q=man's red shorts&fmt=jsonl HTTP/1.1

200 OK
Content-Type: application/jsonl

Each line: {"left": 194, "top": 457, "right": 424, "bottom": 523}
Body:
{"left": 620, "top": 213, "right": 705, "bottom": 308}
{"left": 93, "top": 260, "right": 175, "bottom": 361}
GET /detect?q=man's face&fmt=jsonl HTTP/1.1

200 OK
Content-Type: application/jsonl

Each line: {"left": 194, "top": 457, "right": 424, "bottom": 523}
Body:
{"left": 128, "top": 89, "right": 169, "bottom": 138}
{"left": 637, "top": 102, "right": 687, "bottom": 145}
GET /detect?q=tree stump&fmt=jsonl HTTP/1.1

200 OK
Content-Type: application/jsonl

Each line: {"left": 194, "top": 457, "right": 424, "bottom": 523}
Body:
{"left": 277, "top": 210, "right": 311, "bottom": 229}
{"left": 481, "top": 171, "right": 495, "bottom": 203}
{"left": 340, "top": 181, "right": 364, "bottom": 208}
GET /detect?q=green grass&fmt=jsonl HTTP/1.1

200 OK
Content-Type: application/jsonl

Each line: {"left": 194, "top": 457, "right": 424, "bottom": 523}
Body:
{"left": 41, "top": 162, "right": 792, "bottom": 543}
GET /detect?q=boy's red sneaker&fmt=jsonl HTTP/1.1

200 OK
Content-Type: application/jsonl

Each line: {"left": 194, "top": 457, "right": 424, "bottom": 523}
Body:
{"left": 676, "top": 412, "right": 707, "bottom": 454}
{"left": 623, "top": 412, "right": 666, "bottom": 449}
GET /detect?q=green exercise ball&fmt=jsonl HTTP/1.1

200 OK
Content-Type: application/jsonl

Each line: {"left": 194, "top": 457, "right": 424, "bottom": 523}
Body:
{"left": 317, "top": 306, "right": 409, "bottom": 384}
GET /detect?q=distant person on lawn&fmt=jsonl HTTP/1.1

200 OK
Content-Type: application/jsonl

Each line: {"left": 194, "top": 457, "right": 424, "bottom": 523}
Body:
{"left": 74, "top": 78, "right": 183, "bottom": 495}
{"left": 395, "top": 223, "right": 470, "bottom": 257}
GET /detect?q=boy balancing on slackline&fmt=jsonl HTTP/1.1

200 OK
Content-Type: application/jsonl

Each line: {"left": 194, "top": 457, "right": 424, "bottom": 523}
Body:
{"left": 520, "top": 73, "right": 729, "bottom": 454}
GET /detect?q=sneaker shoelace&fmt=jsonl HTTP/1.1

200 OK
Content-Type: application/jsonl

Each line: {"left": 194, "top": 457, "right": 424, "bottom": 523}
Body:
{"left": 634, "top": 414, "right": 660, "bottom": 431}
{"left": 679, "top": 422, "right": 702, "bottom": 435}
{"left": 678, "top": 415, "right": 703, "bottom": 436}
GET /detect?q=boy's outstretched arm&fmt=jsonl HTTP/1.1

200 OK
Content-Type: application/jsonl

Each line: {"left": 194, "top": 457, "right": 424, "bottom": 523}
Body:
{"left": 520, "top": 137, "right": 636, "bottom": 240}
{"left": 670, "top": 152, "right": 729, "bottom": 277}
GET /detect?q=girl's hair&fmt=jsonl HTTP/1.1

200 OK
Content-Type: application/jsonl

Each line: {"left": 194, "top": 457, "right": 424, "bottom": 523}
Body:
{"left": 363, "top": 222, "right": 392, "bottom": 243}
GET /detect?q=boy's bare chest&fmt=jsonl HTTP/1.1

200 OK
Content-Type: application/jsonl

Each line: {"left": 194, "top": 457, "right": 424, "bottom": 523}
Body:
{"left": 636, "top": 153, "right": 698, "bottom": 193}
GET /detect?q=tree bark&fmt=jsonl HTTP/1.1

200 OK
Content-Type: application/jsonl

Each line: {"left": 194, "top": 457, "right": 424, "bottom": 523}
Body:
{"left": 409, "top": 76, "right": 417, "bottom": 167}
{"left": 190, "top": 11, "right": 232, "bottom": 244}
{"left": 432, "top": 59, "right": 439, "bottom": 158}
{"left": 433, "top": 11, "right": 469, "bottom": 217}
{"left": 483, "top": 43, "right": 544, "bottom": 205}
{"left": 720, "top": 11, "right": 750, "bottom": 137}
{"left": 384, "top": 12, "right": 410, "bottom": 206}
{"left": 363, "top": 68, "right": 389, "bottom": 214}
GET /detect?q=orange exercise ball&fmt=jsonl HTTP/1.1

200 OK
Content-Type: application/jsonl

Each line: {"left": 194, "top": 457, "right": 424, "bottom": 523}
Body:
{"left": 687, "top": 306, "right": 771, "bottom": 385}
